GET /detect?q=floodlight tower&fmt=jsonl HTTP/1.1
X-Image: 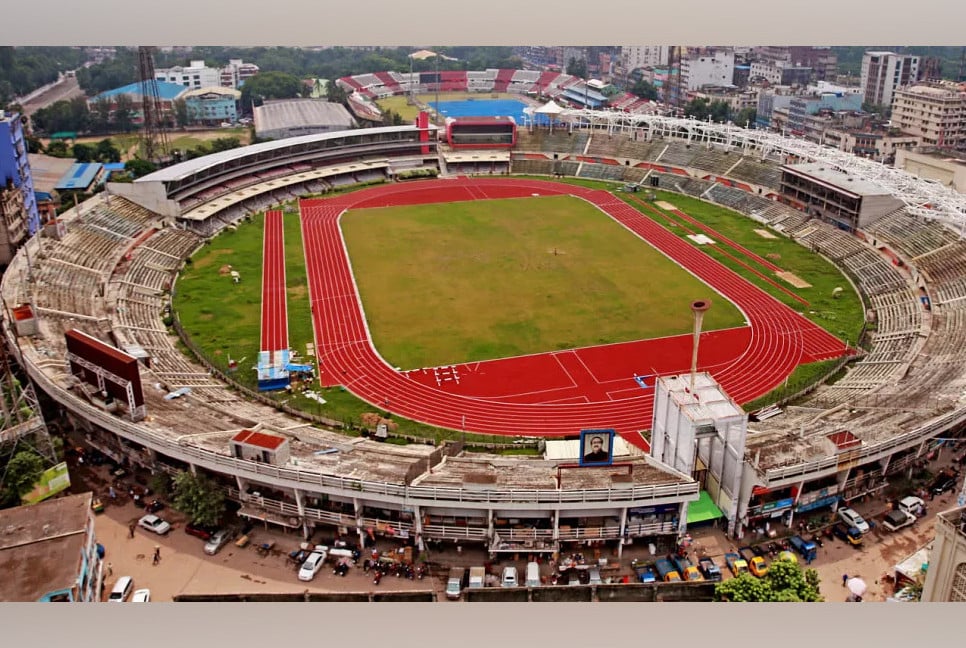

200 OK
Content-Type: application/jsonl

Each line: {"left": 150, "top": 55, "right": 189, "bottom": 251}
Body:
{"left": 137, "top": 46, "right": 170, "bottom": 163}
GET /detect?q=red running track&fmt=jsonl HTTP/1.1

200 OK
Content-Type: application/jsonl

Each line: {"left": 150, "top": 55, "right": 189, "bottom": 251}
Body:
{"left": 260, "top": 210, "right": 289, "bottom": 353}
{"left": 299, "top": 178, "right": 847, "bottom": 444}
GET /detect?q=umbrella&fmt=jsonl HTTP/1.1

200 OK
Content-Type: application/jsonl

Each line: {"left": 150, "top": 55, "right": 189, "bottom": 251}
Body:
{"left": 847, "top": 577, "right": 868, "bottom": 597}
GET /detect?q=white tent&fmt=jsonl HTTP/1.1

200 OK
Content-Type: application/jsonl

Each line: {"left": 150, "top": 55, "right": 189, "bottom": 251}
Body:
{"left": 534, "top": 100, "right": 566, "bottom": 133}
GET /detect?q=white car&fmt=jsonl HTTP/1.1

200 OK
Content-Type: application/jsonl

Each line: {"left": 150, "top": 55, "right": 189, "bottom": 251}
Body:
{"left": 898, "top": 496, "right": 926, "bottom": 517}
{"left": 297, "top": 550, "right": 327, "bottom": 582}
{"left": 138, "top": 514, "right": 171, "bottom": 535}
{"left": 108, "top": 576, "right": 133, "bottom": 602}
{"left": 882, "top": 509, "right": 917, "bottom": 532}
{"left": 131, "top": 589, "right": 151, "bottom": 603}
{"left": 837, "top": 507, "right": 870, "bottom": 534}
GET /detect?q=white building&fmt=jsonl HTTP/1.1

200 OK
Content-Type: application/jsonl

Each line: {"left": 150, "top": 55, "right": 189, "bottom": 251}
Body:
{"left": 622, "top": 46, "right": 670, "bottom": 71}
{"left": 859, "top": 51, "right": 919, "bottom": 109}
{"left": 681, "top": 49, "right": 735, "bottom": 91}
{"left": 220, "top": 59, "right": 260, "bottom": 89}
{"left": 891, "top": 82, "right": 966, "bottom": 149}
{"left": 155, "top": 60, "right": 221, "bottom": 90}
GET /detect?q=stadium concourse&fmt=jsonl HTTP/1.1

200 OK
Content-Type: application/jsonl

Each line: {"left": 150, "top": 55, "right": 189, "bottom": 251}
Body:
{"left": 4, "top": 106, "right": 966, "bottom": 552}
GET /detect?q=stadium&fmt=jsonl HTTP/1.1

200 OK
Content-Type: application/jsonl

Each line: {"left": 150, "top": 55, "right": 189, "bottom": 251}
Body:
{"left": 4, "top": 68, "right": 966, "bottom": 558}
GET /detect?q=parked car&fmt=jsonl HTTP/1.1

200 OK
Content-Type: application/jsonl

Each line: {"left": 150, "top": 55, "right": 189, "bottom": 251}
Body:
{"left": 697, "top": 557, "right": 722, "bottom": 582}
{"left": 898, "top": 496, "right": 926, "bottom": 518}
{"left": 930, "top": 471, "right": 958, "bottom": 496}
{"left": 882, "top": 509, "right": 917, "bottom": 532}
{"left": 832, "top": 523, "right": 863, "bottom": 546}
{"left": 185, "top": 522, "right": 219, "bottom": 541}
{"left": 131, "top": 589, "right": 151, "bottom": 603}
{"left": 204, "top": 528, "right": 237, "bottom": 555}
{"left": 297, "top": 550, "right": 327, "bottom": 582}
{"left": 723, "top": 552, "right": 749, "bottom": 577}
{"left": 738, "top": 547, "right": 768, "bottom": 578}
{"left": 137, "top": 514, "right": 171, "bottom": 535}
{"left": 837, "top": 507, "right": 871, "bottom": 534}
{"left": 108, "top": 576, "right": 134, "bottom": 602}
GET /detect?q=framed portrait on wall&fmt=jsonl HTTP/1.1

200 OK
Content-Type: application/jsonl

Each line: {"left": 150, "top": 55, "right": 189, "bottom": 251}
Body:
{"left": 579, "top": 429, "right": 615, "bottom": 466}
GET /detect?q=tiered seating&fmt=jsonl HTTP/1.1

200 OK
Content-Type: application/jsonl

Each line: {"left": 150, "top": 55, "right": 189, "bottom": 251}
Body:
{"left": 577, "top": 163, "right": 625, "bottom": 182}
{"left": 795, "top": 222, "right": 867, "bottom": 261}
{"left": 725, "top": 158, "right": 782, "bottom": 188}
{"left": 916, "top": 245, "right": 966, "bottom": 284}
{"left": 585, "top": 136, "right": 626, "bottom": 158}
{"left": 655, "top": 142, "right": 699, "bottom": 167}
{"left": 373, "top": 71, "right": 402, "bottom": 94}
{"left": 689, "top": 147, "right": 738, "bottom": 176}
{"left": 933, "top": 276, "right": 966, "bottom": 306}
{"left": 493, "top": 69, "right": 516, "bottom": 92}
{"left": 467, "top": 70, "right": 495, "bottom": 92}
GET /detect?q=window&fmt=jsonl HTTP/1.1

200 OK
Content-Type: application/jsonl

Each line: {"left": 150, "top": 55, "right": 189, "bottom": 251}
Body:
{"left": 950, "top": 562, "right": 966, "bottom": 602}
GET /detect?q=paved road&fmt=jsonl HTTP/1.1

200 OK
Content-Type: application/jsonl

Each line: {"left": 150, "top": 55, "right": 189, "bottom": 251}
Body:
{"left": 19, "top": 76, "right": 84, "bottom": 117}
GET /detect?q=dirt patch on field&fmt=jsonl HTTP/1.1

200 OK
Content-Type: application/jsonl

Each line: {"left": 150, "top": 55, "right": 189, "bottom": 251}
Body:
{"left": 654, "top": 201, "right": 677, "bottom": 211}
{"left": 287, "top": 285, "right": 308, "bottom": 299}
{"left": 360, "top": 412, "right": 398, "bottom": 431}
{"left": 754, "top": 228, "right": 778, "bottom": 239}
{"left": 776, "top": 270, "right": 812, "bottom": 288}
{"left": 190, "top": 249, "right": 234, "bottom": 270}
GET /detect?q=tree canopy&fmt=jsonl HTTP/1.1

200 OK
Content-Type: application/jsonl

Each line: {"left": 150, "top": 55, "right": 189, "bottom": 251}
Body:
{"left": 171, "top": 471, "right": 226, "bottom": 527}
{"left": 714, "top": 559, "right": 823, "bottom": 602}
{"left": 0, "top": 450, "right": 45, "bottom": 508}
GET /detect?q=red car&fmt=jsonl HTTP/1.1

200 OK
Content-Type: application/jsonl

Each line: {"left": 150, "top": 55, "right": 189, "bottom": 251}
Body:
{"left": 184, "top": 522, "right": 218, "bottom": 541}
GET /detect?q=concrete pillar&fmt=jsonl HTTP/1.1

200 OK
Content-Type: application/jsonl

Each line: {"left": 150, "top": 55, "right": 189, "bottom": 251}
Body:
{"left": 353, "top": 498, "right": 366, "bottom": 548}
{"left": 234, "top": 474, "right": 248, "bottom": 497}
{"left": 189, "top": 463, "right": 197, "bottom": 475}
{"left": 293, "top": 489, "right": 309, "bottom": 540}
{"left": 618, "top": 507, "right": 628, "bottom": 559}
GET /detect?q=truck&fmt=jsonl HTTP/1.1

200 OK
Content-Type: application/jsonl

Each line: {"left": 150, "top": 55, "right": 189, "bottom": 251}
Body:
{"left": 697, "top": 556, "right": 722, "bottom": 582}
{"left": 788, "top": 535, "right": 817, "bottom": 564}
{"left": 655, "top": 557, "right": 683, "bottom": 582}
{"left": 882, "top": 509, "right": 917, "bottom": 532}
{"left": 672, "top": 555, "right": 704, "bottom": 581}
{"left": 738, "top": 546, "right": 769, "bottom": 577}
{"left": 634, "top": 564, "right": 657, "bottom": 583}
{"left": 724, "top": 552, "right": 749, "bottom": 577}
{"left": 832, "top": 522, "right": 863, "bottom": 546}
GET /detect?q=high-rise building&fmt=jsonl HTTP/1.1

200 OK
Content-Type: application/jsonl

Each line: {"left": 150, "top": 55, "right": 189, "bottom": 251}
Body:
{"left": 860, "top": 51, "right": 919, "bottom": 109}
{"left": 891, "top": 81, "right": 966, "bottom": 149}
{"left": 155, "top": 60, "right": 221, "bottom": 89}
{"left": 220, "top": 59, "right": 260, "bottom": 89}
{"left": 681, "top": 49, "right": 735, "bottom": 91}
{"left": 622, "top": 46, "right": 671, "bottom": 71}
{"left": 0, "top": 110, "right": 39, "bottom": 266}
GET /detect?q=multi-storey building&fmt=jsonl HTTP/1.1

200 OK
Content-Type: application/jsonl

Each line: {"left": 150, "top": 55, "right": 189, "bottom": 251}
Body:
{"left": 786, "top": 92, "right": 864, "bottom": 136}
{"left": 680, "top": 49, "right": 735, "bottom": 91}
{"left": 753, "top": 47, "right": 837, "bottom": 81}
{"left": 860, "top": 51, "right": 919, "bottom": 110}
{"left": 921, "top": 504, "right": 966, "bottom": 602}
{"left": 155, "top": 60, "right": 221, "bottom": 90}
{"left": 219, "top": 59, "right": 260, "bottom": 89}
{"left": 0, "top": 492, "right": 104, "bottom": 602}
{"left": 748, "top": 61, "right": 813, "bottom": 87}
{"left": 891, "top": 82, "right": 966, "bottom": 150}
{"left": 0, "top": 110, "right": 39, "bottom": 266}
{"left": 182, "top": 87, "right": 242, "bottom": 126}
{"left": 622, "top": 46, "right": 671, "bottom": 71}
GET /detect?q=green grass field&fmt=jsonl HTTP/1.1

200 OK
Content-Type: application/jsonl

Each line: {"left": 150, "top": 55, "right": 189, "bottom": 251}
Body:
{"left": 341, "top": 194, "right": 745, "bottom": 369}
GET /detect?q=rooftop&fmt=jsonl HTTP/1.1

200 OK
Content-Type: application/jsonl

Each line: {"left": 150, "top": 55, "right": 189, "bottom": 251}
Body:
{"left": 54, "top": 162, "right": 104, "bottom": 192}
{"left": 0, "top": 492, "right": 92, "bottom": 602}
{"left": 27, "top": 153, "right": 76, "bottom": 195}
{"left": 783, "top": 161, "right": 892, "bottom": 197}
{"left": 92, "top": 80, "right": 188, "bottom": 102}
{"left": 254, "top": 99, "right": 355, "bottom": 134}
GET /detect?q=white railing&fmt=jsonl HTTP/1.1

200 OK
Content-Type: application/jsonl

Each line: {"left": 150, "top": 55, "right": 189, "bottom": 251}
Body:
{"left": 14, "top": 346, "right": 699, "bottom": 510}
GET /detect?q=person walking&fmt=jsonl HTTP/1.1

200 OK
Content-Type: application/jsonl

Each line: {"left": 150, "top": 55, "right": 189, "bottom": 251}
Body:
{"left": 128, "top": 521, "right": 136, "bottom": 539}
{"left": 842, "top": 573, "right": 849, "bottom": 587}
{"left": 106, "top": 562, "right": 113, "bottom": 577}
{"left": 153, "top": 546, "right": 161, "bottom": 566}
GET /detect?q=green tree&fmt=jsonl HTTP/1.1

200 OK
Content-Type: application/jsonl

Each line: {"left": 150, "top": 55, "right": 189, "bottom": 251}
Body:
{"left": 715, "top": 559, "right": 823, "bottom": 602}
{"left": 94, "top": 138, "right": 121, "bottom": 163}
{"left": 240, "top": 71, "right": 303, "bottom": 109}
{"left": 173, "top": 98, "right": 189, "bottom": 128}
{"left": 72, "top": 142, "right": 94, "bottom": 162}
{"left": 567, "top": 56, "right": 588, "bottom": 79}
{"left": 208, "top": 137, "right": 241, "bottom": 153}
{"left": 124, "top": 158, "right": 157, "bottom": 178}
{"left": 171, "top": 471, "right": 225, "bottom": 526}
{"left": 326, "top": 81, "right": 349, "bottom": 106}
{"left": 26, "top": 135, "right": 44, "bottom": 154}
{"left": 46, "top": 140, "right": 69, "bottom": 157}
{"left": 734, "top": 107, "right": 757, "bottom": 128}
{"left": 630, "top": 79, "right": 659, "bottom": 101}
{"left": 112, "top": 94, "right": 135, "bottom": 133}
{"left": 0, "top": 450, "right": 45, "bottom": 507}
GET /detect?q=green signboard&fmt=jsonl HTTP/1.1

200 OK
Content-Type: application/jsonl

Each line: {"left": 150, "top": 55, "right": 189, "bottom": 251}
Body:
{"left": 21, "top": 462, "right": 71, "bottom": 505}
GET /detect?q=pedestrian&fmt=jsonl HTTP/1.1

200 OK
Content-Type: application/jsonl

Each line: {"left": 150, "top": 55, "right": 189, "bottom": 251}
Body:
{"left": 128, "top": 521, "right": 136, "bottom": 539}
{"left": 842, "top": 573, "right": 849, "bottom": 587}
{"left": 106, "top": 562, "right": 113, "bottom": 577}
{"left": 109, "top": 486, "right": 116, "bottom": 501}
{"left": 153, "top": 546, "right": 161, "bottom": 566}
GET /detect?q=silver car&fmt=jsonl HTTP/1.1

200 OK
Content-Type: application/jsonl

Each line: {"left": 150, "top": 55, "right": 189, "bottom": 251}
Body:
{"left": 204, "top": 528, "right": 236, "bottom": 555}
{"left": 137, "top": 514, "right": 171, "bottom": 535}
